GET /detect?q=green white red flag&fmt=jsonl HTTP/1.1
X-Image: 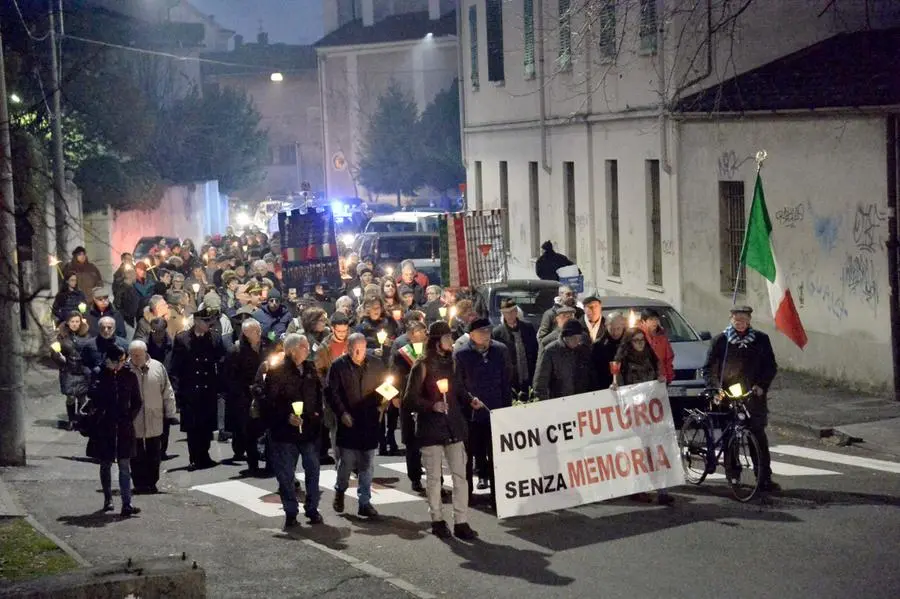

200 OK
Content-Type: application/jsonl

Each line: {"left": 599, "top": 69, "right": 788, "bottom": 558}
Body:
{"left": 740, "top": 173, "right": 808, "bottom": 349}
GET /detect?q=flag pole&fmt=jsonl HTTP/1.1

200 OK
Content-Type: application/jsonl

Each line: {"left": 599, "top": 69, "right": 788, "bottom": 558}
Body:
{"left": 716, "top": 150, "right": 768, "bottom": 390}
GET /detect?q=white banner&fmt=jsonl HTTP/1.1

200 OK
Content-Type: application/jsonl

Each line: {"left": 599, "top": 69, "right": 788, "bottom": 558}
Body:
{"left": 490, "top": 381, "right": 685, "bottom": 519}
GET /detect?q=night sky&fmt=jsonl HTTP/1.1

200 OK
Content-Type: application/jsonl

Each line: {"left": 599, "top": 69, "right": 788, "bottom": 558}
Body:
{"left": 190, "top": 0, "right": 324, "bottom": 45}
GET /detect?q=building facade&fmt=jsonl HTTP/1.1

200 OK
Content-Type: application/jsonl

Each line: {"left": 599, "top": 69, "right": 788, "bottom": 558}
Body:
{"left": 316, "top": 0, "right": 459, "bottom": 201}
{"left": 460, "top": 0, "right": 900, "bottom": 388}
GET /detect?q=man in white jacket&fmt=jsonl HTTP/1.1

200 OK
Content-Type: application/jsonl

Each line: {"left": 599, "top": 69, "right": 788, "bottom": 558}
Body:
{"left": 129, "top": 340, "right": 177, "bottom": 494}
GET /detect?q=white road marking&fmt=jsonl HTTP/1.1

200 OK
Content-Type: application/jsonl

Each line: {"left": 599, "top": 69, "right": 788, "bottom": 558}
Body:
{"left": 702, "top": 461, "right": 840, "bottom": 481}
{"left": 771, "top": 445, "right": 900, "bottom": 474}
{"left": 380, "top": 461, "right": 455, "bottom": 488}
{"left": 319, "top": 469, "right": 423, "bottom": 505}
{"left": 191, "top": 480, "right": 284, "bottom": 517}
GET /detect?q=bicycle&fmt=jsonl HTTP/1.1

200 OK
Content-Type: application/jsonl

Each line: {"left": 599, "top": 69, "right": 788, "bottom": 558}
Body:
{"left": 677, "top": 384, "right": 764, "bottom": 502}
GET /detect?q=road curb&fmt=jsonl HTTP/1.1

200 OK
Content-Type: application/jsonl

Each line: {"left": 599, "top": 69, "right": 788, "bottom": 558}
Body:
{"left": 768, "top": 414, "right": 836, "bottom": 440}
{"left": 24, "top": 514, "right": 92, "bottom": 568}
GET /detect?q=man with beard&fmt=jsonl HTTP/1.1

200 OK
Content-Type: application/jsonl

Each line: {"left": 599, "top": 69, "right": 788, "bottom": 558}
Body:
{"left": 253, "top": 289, "right": 292, "bottom": 341}
{"left": 327, "top": 333, "right": 386, "bottom": 520}
{"left": 537, "top": 285, "right": 584, "bottom": 341}
{"left": 261, "top": 334, "right": 324, "bottom": 529}
{"left": 169, "top": 307, "right": 227, "bottom": 470}
{"left": 314, "top": 312, "right": 351, "bottom": 465}
{"left": 227, "top": 318, "right": 272, "bottom": 474}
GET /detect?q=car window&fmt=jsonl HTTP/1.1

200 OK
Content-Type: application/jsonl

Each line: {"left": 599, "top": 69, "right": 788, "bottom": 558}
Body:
{"left": 366, "top": 221, "right": 418, "bottom": 233}
{"left": 494, "top": 289, "right": 557, "bottom": 318}
{"left": 602, "top": 306, "right": 698, "bottom": 343}
{"left": 418, "top": 266, "right": 442, "bottom": 286}
{"left": 377, "top": 237, "right": 437, "bottom": 260}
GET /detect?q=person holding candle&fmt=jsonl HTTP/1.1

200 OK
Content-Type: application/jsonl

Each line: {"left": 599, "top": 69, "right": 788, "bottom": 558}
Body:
{"left": 86, "top": 287, "right": 128, "bottom": 340}
{"left": 391, "top": 319, "right": 428, "bottom": 490}
{"left": 314, "top": 312, "right": 352, "bottom": 466}
{"left": 53, "top": 272, "right": 89, "bottom": 325}
{"left": 327, "top": 333, "right": 387, "bottom": 520}
{"left": 260, "top": 334, "right": 325, "bottom": 529}
{"left": 592, "top": 311, "right": 627, "bottom": 390}
{"left": 50, "top": 311, "right": 92, "bottom": 430}
{"left": 403, "top": 321, "right": 477, "bottom": 540}
{"left": 356, "top": 297, "right": 399, "bottom": 353}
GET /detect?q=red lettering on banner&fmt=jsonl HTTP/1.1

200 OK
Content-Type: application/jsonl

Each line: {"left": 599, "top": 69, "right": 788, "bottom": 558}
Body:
{"left": 586, "top": 458, "right": 600, "bottom": 484}
{"left": 656, "top": 445, "right": 672, "bottom": 469}
{"left": 601, "top": 406, "right": 615, "bottom": 431}
{"left": 648, "top": 398, "right": 664, "bottom": 423}
{"left": 597, "top": 454, "right": 615, "bottom": 480}
{"left": 645, "top": 447, "right": 655, "bottom": 471}
{"left": 615, "top": 405, "right": 632, "bottom": 430}
{"left": 615, "top": 452, "right": 630, "bottom": 477}
{"left": 576, "top": 411, "right": 588, "bottom": 437}
{"left": 587, "top": 410, "right": 603, "bottom": 435}
{"left": 567, "top": 460, "right": 586, "bottom": 488}
{"left": 631, "top": 448, "right": 649, "bottom": 474}
{"left": 634, "top": 402, "right": 651, "bottom": 426}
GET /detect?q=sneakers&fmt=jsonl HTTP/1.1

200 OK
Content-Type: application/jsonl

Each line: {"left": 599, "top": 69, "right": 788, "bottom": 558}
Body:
{"left": 453, "top": 522, "right": 478, "bottom": 540}
{"left": 411, "top": 480, "right": 425, "bottom": 494}
{"left": 120, "top": 505, "right": 141, "bottom": 518}
{"left": 283, "top": 515, "right": 299, "bottom": 530}
{"left": 333, "top": 491, "right": 345, "bottom": 513}
{"left": 306, "top": 511, "right": 324, "bottom": 525}
{"left": 357, "top": 504, "right": 380, "bottom": 519}
{"left": 431, "top": 520, "right": 452, "bottom": 539}
{"left": 102, "top": 500, "right": 114, "bottom": 513}
{"left": 476, "top": 478, "right": 489, "bottom": 490}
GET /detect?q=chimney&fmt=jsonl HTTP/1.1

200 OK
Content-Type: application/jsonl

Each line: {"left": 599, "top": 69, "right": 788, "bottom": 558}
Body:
{"left": 257, "top": 31, "right": 269, "bottom": 45}
{"left": 428, "top": 0, "right": 440, "bottom": 20}
{"left": 233, "top": 34, "right": 244, "bottom": 49}
{"left": 362, "top": 0, "right": 374, "bottom": 26}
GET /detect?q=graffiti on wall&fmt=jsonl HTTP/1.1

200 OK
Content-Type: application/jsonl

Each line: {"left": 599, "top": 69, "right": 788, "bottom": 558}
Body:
{"left": 662, "top": 240, "right": 675, "bottom": 256}
{"left": 852, "top": 203, "right": 888, "bottom": 253}
{"left": 716, "top": 150, "right": 754, "bottom": 179}
{"left": 804, "top": 278, "right": 849, "bottom": 320}
{"left": 775, "top": 204, "right": 805, "bottom": 228}
{"left": 841, "top": 253, "right": 879, "bottom": 313}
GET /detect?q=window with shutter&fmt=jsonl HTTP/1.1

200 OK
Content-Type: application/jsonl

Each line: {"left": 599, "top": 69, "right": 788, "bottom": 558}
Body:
{"left": 639, "top": 0, "right": 658, "bottom": 53}
{"left": 558, "top": 0, "right": 572, "bottom": 70}
{"left": 469, "top": 5, "right": 479, "bottom": 91}
{"left": 486, "top": 0, "right": 505, "bottom": 82}
{"left": 523, "top": 0, "right": 535, "bottom": 79}
{"left": 598, "top": 0, "right": 616, "bottom": 59}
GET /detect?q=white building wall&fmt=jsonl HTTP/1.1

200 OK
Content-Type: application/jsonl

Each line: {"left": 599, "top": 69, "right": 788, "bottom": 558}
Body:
{"left": 678, "top": 116, "right": 890, "bottom": 389}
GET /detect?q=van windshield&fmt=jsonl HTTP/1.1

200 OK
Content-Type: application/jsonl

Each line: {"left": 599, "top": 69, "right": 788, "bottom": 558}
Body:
{"left": 378, "top": 237, "right": 438, "bottom": 260}
{"left": 366, "top": 221, "right": 417, "bottom": 233}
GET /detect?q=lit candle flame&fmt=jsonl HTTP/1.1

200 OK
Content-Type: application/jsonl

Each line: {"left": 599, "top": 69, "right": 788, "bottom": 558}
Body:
{"left": 376, "top": 330, "right": 388, "bottom": 345}
{"left": 48, "top": 255, "right": 61, "bottom": 267}
{"left": 727, "top": 383, "right": 745, "bottom": 398}
{"left": 242, "top": 245, "right": 248, "bottom": 252}
{"left": 77, "top": 303, "right": 87, "bottom": 313}
{"left": 436, "top": 378, "right": 449, "bottom": 394}
{"left": 352, "top": 287, "right": 362, "bottom": 298}
{"left": 385, "top": 375, "right": 394, "bottom": 386}
{"left": 438, "top": 306, "right": 447, "bottom": 318}
{"left": 50, "top": 341, "right": 62, "bottom": 353}
{"left": 627, "top": 310, "right": 638, "bottom": 329}
{"left": 191, "top": 283, "right": 201, "bottom": 294}
{"left": 412, "top": 342, "right": 424, "bottom": 355}
{"left": 449, "top": 306, "right": 457, "bottom": 321}
{"left": 268, "top": 352, "right": 284, "bottom": 368}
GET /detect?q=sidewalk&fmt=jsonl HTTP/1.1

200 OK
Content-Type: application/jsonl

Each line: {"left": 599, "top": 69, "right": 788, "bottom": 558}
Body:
{"left": 0, "top": 360, "right": 417, "bottom": 598}
{"left": 768, "top": 370, "right": 900, "bottom": 457}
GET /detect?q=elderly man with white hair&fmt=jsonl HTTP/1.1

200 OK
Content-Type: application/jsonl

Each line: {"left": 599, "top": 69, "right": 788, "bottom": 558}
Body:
{"left": 225, "top": 318, "right": 273, "bottom": 473}
{"left": 128, "top": 340, "right": 177, "bottom": 494}
{"left": 81, "top": 315, "right": 129, "bottom": 373}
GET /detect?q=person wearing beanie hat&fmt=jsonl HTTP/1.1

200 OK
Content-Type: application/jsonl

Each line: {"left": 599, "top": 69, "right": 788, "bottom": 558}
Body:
{"left": 251, "top": 286, "right": 291, "bottom": 340}
{"left": 85, "top": 337, "right": 143, "bottom": 517}
{"left": 533, "top": 318, "right": 598, "bottom": 401}
{"left": 403, "top": 317, "right": 477, "bottom": 540}
{"left": 65, "top": 245, "right": 103, "bottom": 299}
{"left": 535, "top": 239, "right": 577, "bottom": 282}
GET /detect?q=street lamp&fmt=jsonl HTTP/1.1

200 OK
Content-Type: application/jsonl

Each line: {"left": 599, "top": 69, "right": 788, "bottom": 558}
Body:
{"left": 270, "top": 72, "right": 284, "bottom": 82}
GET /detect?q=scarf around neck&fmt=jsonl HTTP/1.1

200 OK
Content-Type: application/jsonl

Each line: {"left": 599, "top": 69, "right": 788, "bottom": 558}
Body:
{"left": 725, "top": 325, "right": 756, "bottom": 348}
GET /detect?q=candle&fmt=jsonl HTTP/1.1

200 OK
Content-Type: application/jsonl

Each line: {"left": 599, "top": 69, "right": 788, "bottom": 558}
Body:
{"left": 182, "top": 317, "right": 189, "bottom": 330}
{"left": 727, "top": 383, "right": 745, "bottom": 398}
{"left": 376, "top": 330, "right": 388, "bottom": 346}
{"left": 50, "top": 341, "right": 62, "bottom": 353}
{"left": 268, "top": 352, "right": 284, "bottom": 368}
{"left": 291, "top": 401, "right": 304, "bottom": 416}
{"left": 77, "top": 303, "right": 87, "bottom": 313}
{"left": 448, "top": 306, "right": 457, "bottom": 321}
{"left": 384, "top": 266, "right": 394, "bottom": 277}
{"left": 609, "top": 361, "right": 621, "bottom": 376}
{"left": 412, "top": 342, "right": 424, "bottom": 355}
{"left": 48, "top": 256, "right": 61, "bottom": 267}
{"left": 436, "top": 378, "right": 449, "bottom": 394}
{"left": 627, "top": 310, "right": 638, "bottom": 329}
{"left": 391, "top": 309, "right": 402, "bottom": 321}
{"left": 352, "top": 287, "right": 362, "bottom": 298}
{"left": 376, "top": 376, "right": 399, "bottom": 403}
{"left": 143, "top": 258, "right": 152, "bottom": 267}
{"left": 191, "top": 283, "right": 201, "bottom": 294}
{"left": 438, "top": 306, "right": 447, "bottom": 318}
{"left": 242, "top": 245, "right": 248, "bottom": 252}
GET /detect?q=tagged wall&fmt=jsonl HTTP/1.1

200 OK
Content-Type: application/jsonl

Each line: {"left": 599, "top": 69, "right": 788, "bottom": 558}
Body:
{"left": 82, "top": 181, "right": 228, "bottom": 282}
{"left": 678, "top": 116, "right": 890, "bottom": 388}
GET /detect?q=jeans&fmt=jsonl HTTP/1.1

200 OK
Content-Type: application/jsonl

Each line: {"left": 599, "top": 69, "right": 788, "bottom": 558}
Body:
{"left": 100, "top": 458, "right": 132, "bottom": 507}
{"left": 269, "top": 441, "right": 321, "bottom": 518}
{"left": 335, "top": 448, "right": 375, "bottom": 507}
{"left": 132, "top": 436, "right": 162, "bottom": 489}
{"left": 421, "top": 442, "right": 468, "bottom": 524}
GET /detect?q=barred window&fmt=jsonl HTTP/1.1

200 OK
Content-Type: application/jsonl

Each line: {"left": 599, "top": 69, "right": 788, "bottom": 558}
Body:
{"left": 469, "top": 5, "right": 479, "bottom": 91}
{"left": 524, "top": 0, "right": 535, "bottom": 79}
{"left": 598, "top": 0, "right": 617, "bottom": 59}
{"left": 486, "top": 0, "right": 505, "bottom": 82}
{"left": 558, "top": 0, "right": 572, "bottom": 70}
{"left": 719, "top": 181, "right": 747, "bottom": 294}
{"left": 639, "top": 0, "right": 658, "bottom": 53}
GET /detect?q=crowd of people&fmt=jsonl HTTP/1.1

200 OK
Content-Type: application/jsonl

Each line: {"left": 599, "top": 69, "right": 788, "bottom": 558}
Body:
{"left": 49, "top": 230, "right": 779, "bottom": 532}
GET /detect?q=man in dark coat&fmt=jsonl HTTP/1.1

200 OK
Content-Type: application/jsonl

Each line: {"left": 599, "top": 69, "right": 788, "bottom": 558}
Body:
{"left": 327, "top": 333, "right": 387, "bottom": 519}
{"left": 85, "top": 287, "right": 127, "bottom": 339}
{"left": 389, "top": 319, "right": 428, "bottom": 492}
{"left": 455, "top": 318, "right": 511, "bottom": 508}
{"left": 492, "top": 299, "right": 538, "bottom": 396}
{"left": 260, "top": 333, "right": 325, "bottom": 530}
{"left": 537, "top": 285, "right": 584, "bottom": 341}
{"left": 533, "top": 320, "right": 599, "bottom": 400}
{"left": 169, "top": 308, "right": 228, "bottom": 470}
{"left": 226, "top": 318, "right": 272, "bottom": 473}
{"left": 592, "top": 311, "right": 627, "bottom": 390}
{"left": 252, "top": 289, "right": 292, "bottom": 340}
{"left": 703, "top": 305, "right": 779, "bottom": 492}
{"left": 535, "top": 241, "right": 576, "bottom": 281}
{"left": 84, "top": 344, "right": 142, "bottom": 517}
{"left": 81, "top": 316, "right": 129, "bottom": 374}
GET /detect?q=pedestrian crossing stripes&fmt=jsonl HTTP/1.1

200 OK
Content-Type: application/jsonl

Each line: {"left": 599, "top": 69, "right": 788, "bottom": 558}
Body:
{"left": 190, "top": 447, "right": 900, "bottom": 518}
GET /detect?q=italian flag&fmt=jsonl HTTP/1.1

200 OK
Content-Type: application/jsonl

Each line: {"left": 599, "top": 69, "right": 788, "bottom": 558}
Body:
{"left": 740, "top": 173, "right": 808, "bottom": 349}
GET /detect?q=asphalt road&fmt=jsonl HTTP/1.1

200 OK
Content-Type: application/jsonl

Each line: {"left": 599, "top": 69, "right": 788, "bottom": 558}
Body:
{"left": 6, "top": 390, "right": 900, "bottom": 599}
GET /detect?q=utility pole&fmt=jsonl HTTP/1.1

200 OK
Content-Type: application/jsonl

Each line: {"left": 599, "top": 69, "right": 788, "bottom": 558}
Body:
{"left": 0, "top": 27, "right": 27, "bottom": 466}
{"left": 295, "top": 141, "right": 304, "bottom": 192}
{"left": 49, "top": 0, "right": 67, "bottom": 261}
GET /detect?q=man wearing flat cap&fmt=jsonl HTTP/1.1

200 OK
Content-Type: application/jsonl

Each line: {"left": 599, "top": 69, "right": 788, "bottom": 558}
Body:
{"left": 533, "top": 319, "right": 599, "bottom": 400}
{"left": 703, "top": 305, "right": 779, "bottom": 493}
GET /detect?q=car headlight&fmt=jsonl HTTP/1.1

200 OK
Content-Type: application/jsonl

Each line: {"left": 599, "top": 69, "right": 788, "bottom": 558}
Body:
{"left": 695, "top": 369, "right": 704, "bottom": 380}
{"left": 340, "top": 233, "right": 356, "bottom": 246}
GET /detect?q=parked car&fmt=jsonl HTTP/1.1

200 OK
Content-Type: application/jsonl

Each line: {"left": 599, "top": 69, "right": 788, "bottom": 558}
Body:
{"left": 353, "top": 232, "right": 441, "bottom": 282}
{"left": 133, "top": 236, "right": 180, "bottom": 259}
{"left": 474, "top": 279, "right": 560, "bottom": 329}
{"left": 363, "top": 211, "right": 442, "bottom": 234}
{"left": 600, "top": 296, "right": 712, "bottom": 397}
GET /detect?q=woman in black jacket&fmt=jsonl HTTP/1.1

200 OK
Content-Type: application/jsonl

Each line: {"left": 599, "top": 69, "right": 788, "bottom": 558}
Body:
{"left": 52, "top": 273, "right": 88, "bottom": 324}
{"left": 356, "top": 297, "right": 400, "bottom": 352}
{"left": 403, "top": 321, "right": 477, "bottom": 540}
{"left": 50, "top": 312, "right": 92, "bottom": 429}
{"left": 84, "top": 345, "right": 144, "bottom": 516}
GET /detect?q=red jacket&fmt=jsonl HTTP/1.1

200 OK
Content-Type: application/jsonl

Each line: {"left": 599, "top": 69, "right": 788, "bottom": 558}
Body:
{"left": 642, "top": 325, "right": 674, "bottom": 384}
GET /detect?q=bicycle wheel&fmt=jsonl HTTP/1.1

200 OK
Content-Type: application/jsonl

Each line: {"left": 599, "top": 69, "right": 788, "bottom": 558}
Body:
{"left": 678, "top": 414, "right": 711, "bottom": 485}
{"left": 726, "top": 428, "right": 763, "bottom": 502}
